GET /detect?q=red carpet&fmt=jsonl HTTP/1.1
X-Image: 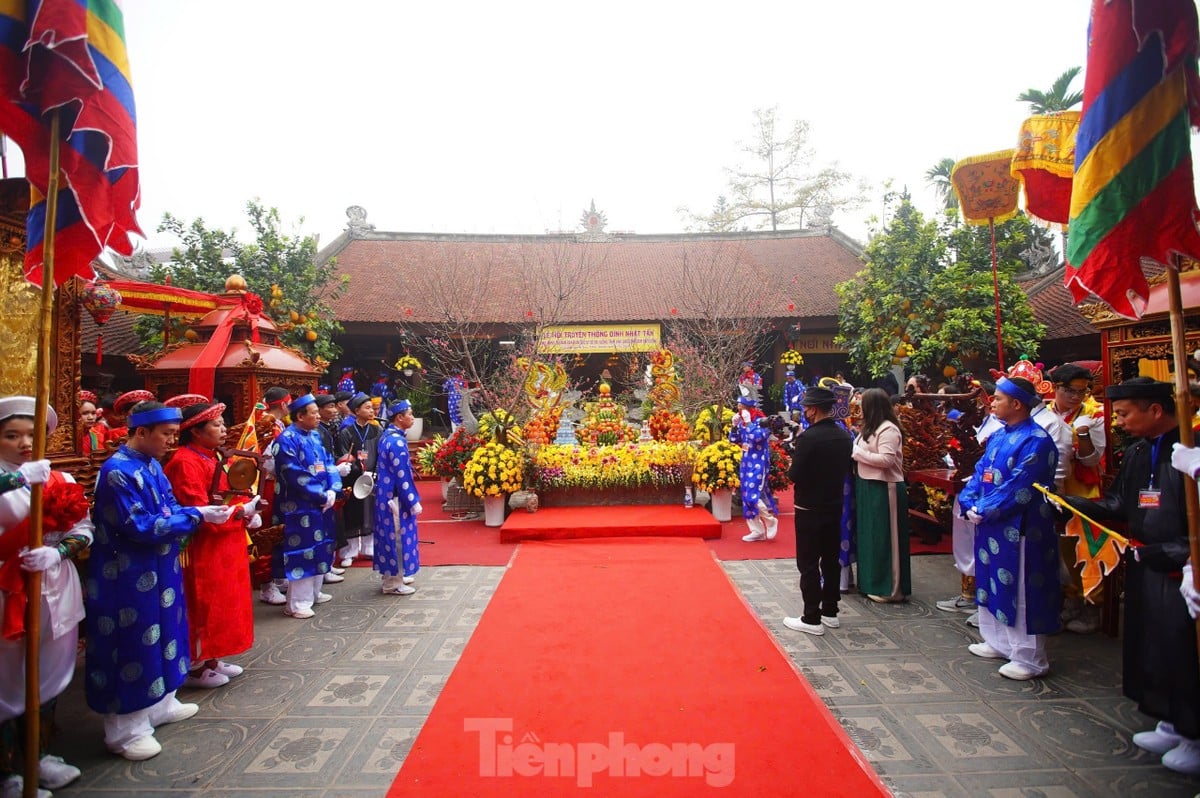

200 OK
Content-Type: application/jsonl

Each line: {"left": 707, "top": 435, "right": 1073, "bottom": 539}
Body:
{"left": 499, "top": 504, "right": 721, "bottom": 543}
{"left": 389, "top": 538, "right": 887, "bottom": 797}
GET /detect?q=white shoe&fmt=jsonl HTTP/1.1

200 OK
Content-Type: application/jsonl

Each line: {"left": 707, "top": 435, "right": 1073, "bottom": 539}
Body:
{"left": 968, "top": 642, "right": 1005, "bottom": 660}
{"left": 314, "top": 592, "right": 333, "bottom": 604}
{"left": 741, "top": 530, "right": 766, "bottom": 542}
{"left": 1133, "top": 721, "right": 1184, "bottom": 755}
{"left": 382, "top": 584, "right": 416, "bottom": 595}
{"left": 998, "top": 661, "right": 1044, "bottom": 680}
{"left": 38, "top": 754, "right": 81, "bottom": 789}
{"left": 402, "top": 576, "right": 415, "bottom": 584}
{"left": 765, "top": 516, "right": 779, "bottom": 540}
{"left": 783, "top": 616, "right": 825, "bottom": 636}
{"left": 965, "top": 610, "right": 980, "bottom": 628}
{"left": 214, "top": 661, "right": 244, "bottom": 678}
{"left": 339, "top": 557, "right": 354, "bottom": 568}
{"left": 159, "top": 701, "right": 199, "bottom": 725}
{"left": 1162, "top": 738, "right": 1200, "bottom": 776}
{"left": 323, "top": 572, "right": 345, "bottom": 584}
{"left": 2, "top": 774, "right": 51, "bottom": 798}
{"left": 936, "top": 595, "right": 975, "bottom": 613}
{"left": 183, "top": 668, "right": 229, "bottom": 689}
{"left": 258, "top": 584, "right": 286, "bottom": 605}
{"left": 284, "top": 607, "right": 315, "bottom": 619}
{"left": 113, "top": 734, "right": 162, "bottom": 761}
{"left": 330, "top": 566, "right": 346, "bottom": 575}
{"left": 820, "top": 615, "right": 840, "bottom": 629}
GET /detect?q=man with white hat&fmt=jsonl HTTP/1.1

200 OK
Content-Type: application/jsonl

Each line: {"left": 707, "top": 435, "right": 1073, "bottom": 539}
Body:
{"left": 0, "top": 397, "right": 92, "bottom": 795}
{"left": 85, "top": 399, "right": 236, "bottom": 761}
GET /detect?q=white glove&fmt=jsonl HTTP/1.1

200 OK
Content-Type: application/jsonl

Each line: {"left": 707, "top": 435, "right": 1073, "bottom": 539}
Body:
{"left": 199, "top": 504, "right": 237, "bottom": 524}
{"left": 17, "top": 459, "right": 51, "bottom": 485}
{"left": 1182, "top": 563, "right": 1200, "bottom": 620}
{"left": 261, "top": 455, "right": 276, "bottom": 474}
{"left": 1171, "top": 442, "right": 1200, "bottom": 480}
{"left": 241, "top": 495, "right": 262, "bottom": 517}
{"left": 19, "top": 545, "right": 61, "bottom": 572}
{"left": 336, "top": 462, "right": 352, "bottom": 477}
{"left": 322, "top": 490, "right": 337, "bottom": 511}
{"left": 388, "top": 498, "right": 399, "bottom": 516}
{"left": 412, "top": 502, "right": 423, "bottom": 516}
{"left": 246, "top": 513, "right": 263, "bottom": 530}
{"left": 1073, "top": 417, "right": 1093, "bottom": 434}
{"left": 965, "top": 508, "right": 984, "bottom": 524}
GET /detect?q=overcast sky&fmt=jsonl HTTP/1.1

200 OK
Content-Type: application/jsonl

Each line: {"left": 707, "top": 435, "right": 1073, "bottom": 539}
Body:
{"left": 7, "top": 0, "right": 1125, "bottom": 250}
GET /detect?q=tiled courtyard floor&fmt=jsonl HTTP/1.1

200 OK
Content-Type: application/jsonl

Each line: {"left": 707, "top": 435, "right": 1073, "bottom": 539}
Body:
{"left": 42, "top": 553, "right": 1200, "bottom": 797}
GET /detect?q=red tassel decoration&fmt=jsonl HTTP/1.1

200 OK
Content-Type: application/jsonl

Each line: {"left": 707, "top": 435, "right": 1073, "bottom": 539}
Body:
{"left": 96, "top": 330, "right": 103, "bottom": 365}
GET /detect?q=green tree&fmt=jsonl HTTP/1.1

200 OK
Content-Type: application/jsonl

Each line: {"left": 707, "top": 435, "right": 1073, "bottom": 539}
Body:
{"left": 925, "top": 157, "right": 958, "bottom": 212}
{"left": 682, "top": 107, "right": 865, "bottom": 231}
{"left": 1017, "top": 66, "right": 1083, "bottom": 113}
{"left": 137, "top": 200, "right": 348, "bottom": 365}
{"left": 835, "top": 199, "right": 1046, "bottom": 379}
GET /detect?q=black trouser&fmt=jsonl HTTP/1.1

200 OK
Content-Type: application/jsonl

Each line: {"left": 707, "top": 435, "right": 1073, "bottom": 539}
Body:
{"left": 795, "top": 506, "right": 843, "bottom": 624}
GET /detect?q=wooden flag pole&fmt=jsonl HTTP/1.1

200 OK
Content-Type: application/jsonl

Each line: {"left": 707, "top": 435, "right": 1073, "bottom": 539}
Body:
{"left": 23, "top": 108, "right": 61, "bottom": 798}
{"left": 1165, "top": 259, "right": 1200, "bottom": 667}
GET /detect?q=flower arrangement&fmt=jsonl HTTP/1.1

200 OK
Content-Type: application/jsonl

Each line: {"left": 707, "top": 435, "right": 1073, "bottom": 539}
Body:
{"left": 648, "top": 409, "right": 689, "bottom": 442}
{"left": 530, "top": 442, "right": 695, "bottom": 491}
{"left": 393, "top": 353, "right": 422, "bottom": 371}
{"left": 693, "top": 405, "right": 733, "bottom": 443}
{"left": 780, "top": 348, "right": 805, "bottom": 366}
{"left": 463, "top": 441, "right": 524, "bottom": 497}
{"left": 767, "top": 438, "right": 792, "bottom": 491}
{"left": 692, "top": 440, "right": 742, "bottom": 492}
{"left": 414, "top": 433, "right": 444, "bottom": 477}
{"left": 478, "top": 408, "right": 523, "bottom": 447}
{"left": 431, "top": 428, "right": 484, "bottom": 478}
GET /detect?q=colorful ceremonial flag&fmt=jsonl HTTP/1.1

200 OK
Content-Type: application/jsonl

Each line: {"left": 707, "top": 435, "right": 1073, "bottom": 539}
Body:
{"left": 0, "top": 0, "right": 142, "bottom": 286}
{"left": 1011, "top": 111, "right": 1079, "bottom": 227}
{"left": 1065, "top": 0, "right": 1200, "bottom": 319}
{"left": 1063, "top": 515, "right": 1126, "bottom": 601}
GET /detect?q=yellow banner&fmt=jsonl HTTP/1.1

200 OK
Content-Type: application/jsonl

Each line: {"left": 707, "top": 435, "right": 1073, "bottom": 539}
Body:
{"left": 538, "top": 324, "right": 662, "bottom": 354}
{"left": 791, "top": 335, "right": 845, "bottom": 354}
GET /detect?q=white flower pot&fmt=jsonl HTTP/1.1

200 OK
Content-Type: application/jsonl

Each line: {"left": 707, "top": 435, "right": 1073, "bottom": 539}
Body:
{"left": 403, "top": 368, "right": 414, "bottom": 377}
{"left": 483, "top": 495, "right": 505, "bottom": 527}
{"left": 405, "top": 417, "right": 424, "bottom": 442}
{"left": 441, "top": 477, "right": 453, "bottom": 501}
{"left": 711, "top": 488, "right": 733, "bottom": 522}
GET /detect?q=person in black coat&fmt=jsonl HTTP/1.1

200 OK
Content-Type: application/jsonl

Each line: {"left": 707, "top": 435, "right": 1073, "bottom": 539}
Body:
{"left": 783, "top": 387, "right": 853, "bottom": 636}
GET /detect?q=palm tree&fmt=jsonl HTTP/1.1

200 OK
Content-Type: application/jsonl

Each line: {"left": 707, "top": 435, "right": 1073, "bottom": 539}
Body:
{"left": 1017, "top": 67, "right": 1083, "bottom": 113}
{"left": 925, "top": 157, "right": 958, "bottom": 211}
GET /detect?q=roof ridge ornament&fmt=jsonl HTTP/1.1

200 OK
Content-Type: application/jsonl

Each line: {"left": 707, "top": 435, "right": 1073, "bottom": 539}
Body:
{"left": 346, "top": 205, "right": 375, "bottom": 235}
{"left": 577, "top": 200, "right": 611, "bottom": 242}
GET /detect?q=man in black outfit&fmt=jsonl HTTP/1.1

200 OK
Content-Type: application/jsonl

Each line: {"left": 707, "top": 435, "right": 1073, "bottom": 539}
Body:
{"left": 784, "top": 386, "right": 853, "bottom": 636}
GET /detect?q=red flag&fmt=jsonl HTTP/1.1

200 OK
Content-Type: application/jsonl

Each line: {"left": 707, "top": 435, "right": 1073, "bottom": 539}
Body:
{"left": 0, "top": 0, "right": 142, "bottom": 286}
{"left": 1065, "top": 0, "right": 1200, "bottom": 319}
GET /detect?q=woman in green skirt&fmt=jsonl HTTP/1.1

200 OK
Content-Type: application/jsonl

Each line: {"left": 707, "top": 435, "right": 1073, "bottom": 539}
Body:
{"left": 851, "top": 388, "right": 911, "bottom": 602}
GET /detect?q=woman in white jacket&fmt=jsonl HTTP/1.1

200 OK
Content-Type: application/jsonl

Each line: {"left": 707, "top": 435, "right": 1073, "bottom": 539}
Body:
{"left": 851, "top": 388, "right": 911, "bottom": 603}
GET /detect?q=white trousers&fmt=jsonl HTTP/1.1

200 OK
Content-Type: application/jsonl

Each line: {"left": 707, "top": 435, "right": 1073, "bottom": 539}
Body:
{"left": 951, "top": 497, "right": 976, "bottom": 576}
{"left": 103, "top": 691, "right": 183, "bottom": 751}
{"left": 285, "top": 575, "right": 323, "bottom": 614}
{"left": 745, "top": 500, "right": 778, "bottom": 539}
{"left": 978, "top": 539, "right": 1049, "bottom": 674}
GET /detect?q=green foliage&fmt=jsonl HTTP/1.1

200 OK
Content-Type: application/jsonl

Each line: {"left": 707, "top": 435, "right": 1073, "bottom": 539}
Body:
{"left": 835, "top": 199, "right": 1047, "bottom": 379}
{"left": 135, "top": 200, "right": 348, "bottom": 364}
{"left": 399, "top": 380, "right": 434, "bottom": 419}
{"left": 1017, "top": 66, "right": 1083, "bottom": 114}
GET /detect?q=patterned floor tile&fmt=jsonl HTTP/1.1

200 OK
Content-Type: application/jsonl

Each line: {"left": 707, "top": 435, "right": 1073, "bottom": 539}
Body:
{"left": 342, "top": 633, "right": 428, "bottom": 665}
{"left": 305, "top": 673, "right": 394, "bottom": 709}
{"left": 1009, "top": 701, "right": 1150, "bottom": 767}
{"left": 915, "top": 711, "right": 1027, "bottom": 759}
{"left": 828, "top": 625, "right": 901, "bottom": 653}
{"left": 959, "top": 767, "right": 1140, "bottom": 798}
{"left": 1076, "top": 764, "right": 1200, "bottom": 798}
{"left": 246, "top": 632, "right": 356, "bottom": 669}
{"left": 796, "top": 661, "right": 878, "bottom": 706}
{"left": 242, "top": 725, "right": 352, "bottom": 777}
{"left": 861, "top": 659, "right": 959, "bottom": 700}
{"left": 199, "top": 668, "right": 323, "bottom": 717}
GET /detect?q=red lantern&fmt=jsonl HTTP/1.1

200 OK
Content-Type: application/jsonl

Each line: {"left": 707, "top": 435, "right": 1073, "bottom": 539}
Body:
{"left": 82, "top": 281, "right": 122, "bottom": 364}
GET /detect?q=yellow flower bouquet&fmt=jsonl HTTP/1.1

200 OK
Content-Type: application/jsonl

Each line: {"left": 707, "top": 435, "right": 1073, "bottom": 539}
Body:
{"left": 530, "top": 441, "right": 695, "bottom": 491}
{"left": 692, "top": 440, "right": 742, "bottom": 492}
{"left": 393, "top": 353, "right": 422, "bottom": 371}
{"left": 462, "top": 441, "right": 524, "bottom": 498}
{"left": 779, "top": 348, "right": 805, "bottom": 366}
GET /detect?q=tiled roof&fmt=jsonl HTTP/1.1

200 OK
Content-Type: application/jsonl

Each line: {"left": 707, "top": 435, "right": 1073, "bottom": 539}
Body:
{"left": 1019, "top": 270, "right": 1099, "bottom": 340}
{"left": 322, "top": 229, "right": 865, "bottom": 324}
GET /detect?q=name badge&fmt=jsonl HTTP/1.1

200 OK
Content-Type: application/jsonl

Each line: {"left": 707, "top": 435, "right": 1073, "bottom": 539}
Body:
{"left": 1138, "top": 489, "right": 1161, "bottom": 509}
{"left": 982, "top": 468, "right": 999, "bottom": 485}
{"left": 310, "top": 462, "right": 326, "bottom": 474}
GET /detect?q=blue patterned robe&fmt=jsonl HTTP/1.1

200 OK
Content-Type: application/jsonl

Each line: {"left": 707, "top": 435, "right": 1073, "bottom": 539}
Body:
{"left": 374, "top": 426, "right": 421, "bottom": 577}
{"left": 444, "top": 376, "right": 466, "bottom": 426}
{"left": 729, "top": 421, "right": 777, "bottom": 520}
{"left": 958, "top": 416, "right": 1060, "bottom": 634}
{"left": 85, "top": 446, "right": 202, "bottom": 715}
{"left": 272, "top": 424, "right": 340, "bottom": 580}
{"left": 783, "top": 379, "right": 805, "bottom": 414}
